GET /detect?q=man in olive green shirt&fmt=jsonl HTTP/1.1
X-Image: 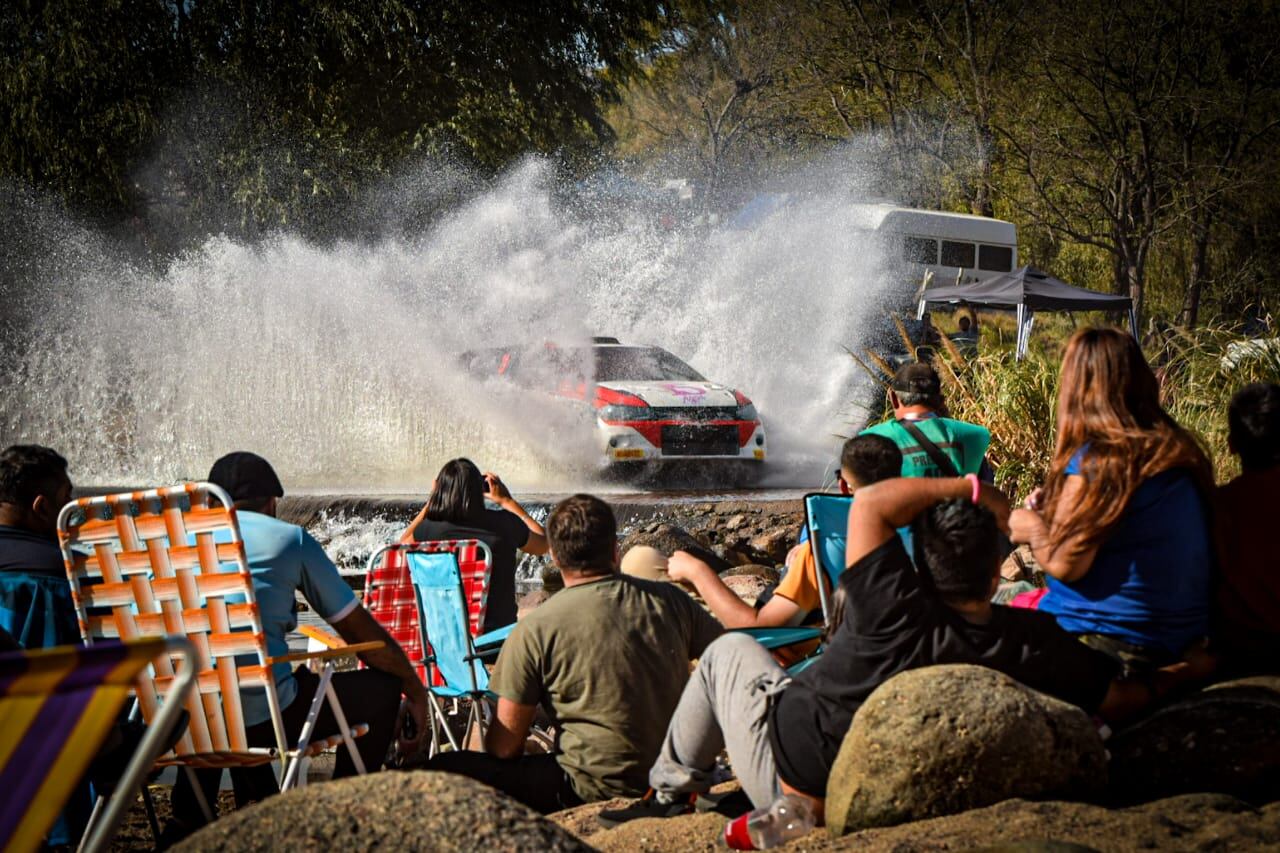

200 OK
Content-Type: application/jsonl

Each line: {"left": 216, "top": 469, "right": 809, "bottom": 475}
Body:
{"left": 424, "top": 493, "right": 722, "bottom": 813}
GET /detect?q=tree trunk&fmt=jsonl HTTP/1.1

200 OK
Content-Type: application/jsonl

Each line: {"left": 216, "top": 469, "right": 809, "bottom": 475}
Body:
{"left": 1182, "top": 210, "right": 1214, "bottom": 328}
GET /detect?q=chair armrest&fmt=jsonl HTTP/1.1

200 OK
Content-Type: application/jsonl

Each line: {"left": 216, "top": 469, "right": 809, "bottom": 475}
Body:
{"left": 298, "top": 625, "right": 347, "bottom": 649}
{"left": 266, "top": 640, "right": 384, "bottom": 665}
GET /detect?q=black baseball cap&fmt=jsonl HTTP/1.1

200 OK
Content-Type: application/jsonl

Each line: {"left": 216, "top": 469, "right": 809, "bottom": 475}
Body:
{"left": 207, "top": 452, "right": 284, "bottom": 502}
{"left": 891, "top": 362, "right": 942, "bottom": 396}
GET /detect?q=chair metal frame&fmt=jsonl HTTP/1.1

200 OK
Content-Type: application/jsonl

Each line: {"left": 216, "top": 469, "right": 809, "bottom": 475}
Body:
{"left": 58, "top": 483, "right": 380, "bottom": 819}
{"left": 365, "top": 540, "right": 492, "bottom": 757}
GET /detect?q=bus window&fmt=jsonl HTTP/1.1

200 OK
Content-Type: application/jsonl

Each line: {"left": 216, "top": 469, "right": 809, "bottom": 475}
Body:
{"left": 903, "top": 236, "right": 938, "bottom": 264}
{"left": 941, "top": 240, "right": 976, "bottom": 268}
{"left": 978, "top": 244, "right": 1014, "bottom": 272}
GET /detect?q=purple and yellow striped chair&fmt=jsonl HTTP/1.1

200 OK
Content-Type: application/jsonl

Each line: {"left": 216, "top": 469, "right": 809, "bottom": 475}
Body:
{"left": 0, "top": 636, "right": 196, "bottom": 853}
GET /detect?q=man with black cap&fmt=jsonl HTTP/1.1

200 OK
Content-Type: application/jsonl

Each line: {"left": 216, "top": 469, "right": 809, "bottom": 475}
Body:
{"left": 168, "top": 452, "right": 427, "bottom": 838}
{"left": 861, "top": 362, "right": 992, "bottom": 480}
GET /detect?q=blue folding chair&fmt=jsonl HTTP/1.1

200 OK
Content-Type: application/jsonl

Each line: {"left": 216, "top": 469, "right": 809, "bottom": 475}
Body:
{"left": 804, "top": 493, "right": 914, "bottom": 626}
{"left": 405, "top": 550, "right": 492, "bottom": 756}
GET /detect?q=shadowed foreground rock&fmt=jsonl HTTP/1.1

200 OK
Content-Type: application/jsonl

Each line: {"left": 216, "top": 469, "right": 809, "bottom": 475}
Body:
{"left": 175, "top": 772, "right": 595, "bottom": 852}
{"left": 1106, "top": 675, "right": 1280, "bottom": 805}
{"left": 825, "top": 664, "right": 1107, "bottom": 836}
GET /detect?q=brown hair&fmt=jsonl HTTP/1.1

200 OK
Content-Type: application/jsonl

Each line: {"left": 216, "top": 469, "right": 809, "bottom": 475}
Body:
{"left": 1042, "top": 327, "right": 1213, "bottom": 551}
{"left": 547, "top": 494, "right": 617, "bottom": 574}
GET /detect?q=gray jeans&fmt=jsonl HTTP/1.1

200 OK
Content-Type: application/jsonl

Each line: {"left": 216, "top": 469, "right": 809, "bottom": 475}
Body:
{"left": 649, "top": 632, "right": 792, "bottom": 808}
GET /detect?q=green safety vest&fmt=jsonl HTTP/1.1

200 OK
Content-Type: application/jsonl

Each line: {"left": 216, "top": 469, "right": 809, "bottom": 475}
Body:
{"left": 861, "top": 417, "right": 991, "bottom": 478}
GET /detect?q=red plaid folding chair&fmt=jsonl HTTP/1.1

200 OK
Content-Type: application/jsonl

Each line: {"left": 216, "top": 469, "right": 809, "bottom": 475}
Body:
{"left": 363, "top": 539, "right": 491, "bottom": 754}
{"left": 58, "top": 483, "right": 384, "bottom": 821}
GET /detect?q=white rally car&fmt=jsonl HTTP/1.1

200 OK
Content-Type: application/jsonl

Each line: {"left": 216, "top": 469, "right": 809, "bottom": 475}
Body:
{"left": 462, "top": 338, "right": 767, "bottom": 466}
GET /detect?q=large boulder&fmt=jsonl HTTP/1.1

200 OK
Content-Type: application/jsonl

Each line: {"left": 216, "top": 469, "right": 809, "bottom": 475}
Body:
{"left": 1106, "top": 675, "right": 1280, "bottom": 805}
{"left": 174, "top": 771, "right": 593, "bottom": 852}
{"left": 826, "top": 664, "right": 1107, "bottom": 836}
{"left": 621, "top": 523, "right": 730, "bottom": 572}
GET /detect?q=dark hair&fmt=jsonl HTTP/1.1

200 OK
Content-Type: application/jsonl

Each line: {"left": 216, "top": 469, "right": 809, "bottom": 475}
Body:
{"left": 0, "top": 445, "right": 69, "bottom": 506}
{"left": 891, "top": 363, "right": 945, "bottom": 410}
{"left": 958, "top": 315, "right": 972, "bottom": 331}
{"left": 1229, "top": 383, "right": 1280, "bottom": 472}
{"left": 841, "top": 434, "right": 903, "bottom": 487}
{"left": 547, "top": 494, "right": 617, "bottom": 573}
{"left": 912, "top": 499, "right": 1001, "bottom": 603}
{"left": 425, "top": 458, "right": 486, "bottom": 524}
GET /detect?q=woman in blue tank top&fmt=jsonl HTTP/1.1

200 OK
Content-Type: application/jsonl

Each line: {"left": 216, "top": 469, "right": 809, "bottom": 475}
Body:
{"left": 1009, "top": 328, "right": 1215, "bottom": 668}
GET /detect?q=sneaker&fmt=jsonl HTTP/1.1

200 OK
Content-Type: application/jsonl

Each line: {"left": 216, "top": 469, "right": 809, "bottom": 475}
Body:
{"left": 596, "top": 790, "right": 697, "bottom": 828}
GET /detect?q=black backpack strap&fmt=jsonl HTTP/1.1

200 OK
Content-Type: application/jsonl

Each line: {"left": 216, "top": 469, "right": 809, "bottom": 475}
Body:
{"left": 897, "top": 419, "right": 961, "bottom": 478}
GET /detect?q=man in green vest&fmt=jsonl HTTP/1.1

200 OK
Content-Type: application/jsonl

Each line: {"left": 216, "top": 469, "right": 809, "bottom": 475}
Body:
{"left": 861, "top": 363, "right": 993, "bottom": 480}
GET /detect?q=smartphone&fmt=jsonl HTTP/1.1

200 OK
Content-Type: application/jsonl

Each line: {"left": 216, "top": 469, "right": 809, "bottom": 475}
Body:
{"left": 481, "top": 478, "right": 490, "bottom": 493}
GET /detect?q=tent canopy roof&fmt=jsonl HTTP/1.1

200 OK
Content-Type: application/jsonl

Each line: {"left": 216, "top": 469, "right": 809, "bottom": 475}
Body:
{"left": 918, "top": 266, "right": 1133, "bottom": 312}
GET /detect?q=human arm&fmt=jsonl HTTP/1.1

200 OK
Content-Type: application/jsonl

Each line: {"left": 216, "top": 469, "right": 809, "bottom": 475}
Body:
{"left": 484, "top": 472, "right": 549, "bottom": 556}
{"left": 296, "top": 531, "right": 427, "bottom": 747}
{"left": 1008, "top": 475, "right": 1099, "bottom": 583}
{"left": 329, "top": 606, "right": 429, "bottom": 749}
{"left": 846, "top": 477, "right": 1011, "bottom": 567}
{"left": 401, "top": 501, "right": 430, "bottom": 542}
{"left": 666, "top": 551, "right": 805, "bottom": 629}
{"left": 484, "top": 697, "right": 537, "bottom": 759}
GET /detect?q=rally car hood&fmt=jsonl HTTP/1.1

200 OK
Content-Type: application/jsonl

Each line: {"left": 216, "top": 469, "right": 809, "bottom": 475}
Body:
{"left": 596, "top": 380, "right": 739, "bottom": 408}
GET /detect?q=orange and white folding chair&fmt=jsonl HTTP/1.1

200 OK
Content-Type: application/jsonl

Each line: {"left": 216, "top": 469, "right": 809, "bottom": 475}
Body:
{"left": 57, "top": 483, "right": 383, "bottom": 818}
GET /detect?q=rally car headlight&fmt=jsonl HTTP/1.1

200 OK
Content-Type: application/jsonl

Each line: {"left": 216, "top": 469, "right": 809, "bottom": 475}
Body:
{"left": 598, "top": 404, "right": 653, "bottom": 422}
{"left": 736, "top": 402, "right": 758, "bottom": 421}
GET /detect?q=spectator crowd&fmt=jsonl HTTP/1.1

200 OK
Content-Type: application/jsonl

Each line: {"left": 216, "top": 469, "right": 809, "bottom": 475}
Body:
{"left": 2, "top": 326, "right": 1278, "bottom": 847}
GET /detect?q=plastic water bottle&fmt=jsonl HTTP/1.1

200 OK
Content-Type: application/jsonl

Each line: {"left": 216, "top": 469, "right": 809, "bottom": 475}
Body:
{"left": 720, "top": 794, "right": 816, "bottom": 849}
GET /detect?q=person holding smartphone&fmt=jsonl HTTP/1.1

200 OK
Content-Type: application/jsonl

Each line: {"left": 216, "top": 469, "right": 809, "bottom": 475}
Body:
{"left": 405, "top": 458, "right": 549, "bottom": 632}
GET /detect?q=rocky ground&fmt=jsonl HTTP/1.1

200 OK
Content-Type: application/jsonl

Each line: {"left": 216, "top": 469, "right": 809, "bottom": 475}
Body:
{"left": 559, "top": 792, "right": 1280, "bottom": 851}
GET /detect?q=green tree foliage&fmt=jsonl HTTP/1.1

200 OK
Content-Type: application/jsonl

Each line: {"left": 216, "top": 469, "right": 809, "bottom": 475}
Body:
{"left": 0, "top": 0, "right": 664, "bottom": 238}
{"left": 0, "top": 0, "right": 179, "bottom": 215}
{"left": 610, "top": 0, "right": 1280, "bottom": 329}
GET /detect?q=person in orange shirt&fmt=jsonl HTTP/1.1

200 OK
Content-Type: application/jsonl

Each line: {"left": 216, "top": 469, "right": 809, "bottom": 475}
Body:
{"left": 667, "top": 435, "right": 902, "bottom": 637}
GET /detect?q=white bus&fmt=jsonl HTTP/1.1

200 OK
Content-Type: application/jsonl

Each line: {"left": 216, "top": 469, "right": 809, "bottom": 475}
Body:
{"left": 846, "top": 202, "right": 1019, "bottom": 287}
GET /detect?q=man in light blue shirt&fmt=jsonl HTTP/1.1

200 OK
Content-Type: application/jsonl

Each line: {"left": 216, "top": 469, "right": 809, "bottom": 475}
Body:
{"left": 169, "top": 452, "right": 427, "bottom": 838}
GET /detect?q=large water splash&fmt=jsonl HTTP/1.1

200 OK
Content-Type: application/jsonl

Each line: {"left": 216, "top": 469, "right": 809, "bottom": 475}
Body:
{"left": 1, "top": 156, "right": 896, "bottom": 490}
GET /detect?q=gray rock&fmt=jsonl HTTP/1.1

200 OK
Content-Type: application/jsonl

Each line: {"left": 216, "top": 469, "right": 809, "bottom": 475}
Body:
{"left": 747, "top": 527, "right": 793, "bottom": 565}
{"left": 826, "top": 664, "right": 1108, "bottom": 836}
{"left": 175, "top": 771, "right": 593, "bottom": 852}
{"left": 1106, "top": 676, "right": 1280, "bottom": 805}
{"left": 722, "top": 563, "right": 781, "bottom": 585}
{"left": 722, "top": 574, "right": 772, "bottom": 606}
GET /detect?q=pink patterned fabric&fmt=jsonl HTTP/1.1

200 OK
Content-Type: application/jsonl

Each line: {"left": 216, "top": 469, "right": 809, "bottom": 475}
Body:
{"left": 1009, "top": 588, "right": 1049, "bottom": 610}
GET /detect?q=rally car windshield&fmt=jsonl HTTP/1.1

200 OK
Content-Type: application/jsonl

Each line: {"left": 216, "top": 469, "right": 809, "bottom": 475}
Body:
{"left": 593, "top": 347, "right": 705, "bottom": 382}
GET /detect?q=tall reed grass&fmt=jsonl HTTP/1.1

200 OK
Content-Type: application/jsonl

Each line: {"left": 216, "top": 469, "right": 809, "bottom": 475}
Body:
{"left": 855, "top": 318, "right": 1280, "bottom": 500}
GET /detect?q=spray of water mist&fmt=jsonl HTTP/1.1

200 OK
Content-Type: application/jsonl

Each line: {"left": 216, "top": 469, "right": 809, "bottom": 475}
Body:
{"left": 0, "top": 155, "right": 896, "bottom": 491}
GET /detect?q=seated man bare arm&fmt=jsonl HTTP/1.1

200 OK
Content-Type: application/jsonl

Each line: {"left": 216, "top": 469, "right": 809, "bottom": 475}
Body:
{"left": 329, "top": 606, "right": 429, "bottom": 746}
{"left": 666, "top": 435, "right": 905, "bottom": 630}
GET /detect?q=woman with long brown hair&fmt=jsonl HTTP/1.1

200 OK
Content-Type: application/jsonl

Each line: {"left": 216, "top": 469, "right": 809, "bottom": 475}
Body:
{"left": 1009, "top": 327, "right": 1215, "bottom": 666}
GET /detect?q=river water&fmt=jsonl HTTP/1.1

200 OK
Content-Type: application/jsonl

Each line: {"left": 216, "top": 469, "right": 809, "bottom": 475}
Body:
{"left": 2, "top": 156, "right": 896, "bottom": 494}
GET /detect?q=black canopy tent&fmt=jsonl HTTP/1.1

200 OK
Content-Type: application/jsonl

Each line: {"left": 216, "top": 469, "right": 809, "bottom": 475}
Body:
{"left": 915, "top": 266, "right": 1137, "bottom": 359}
